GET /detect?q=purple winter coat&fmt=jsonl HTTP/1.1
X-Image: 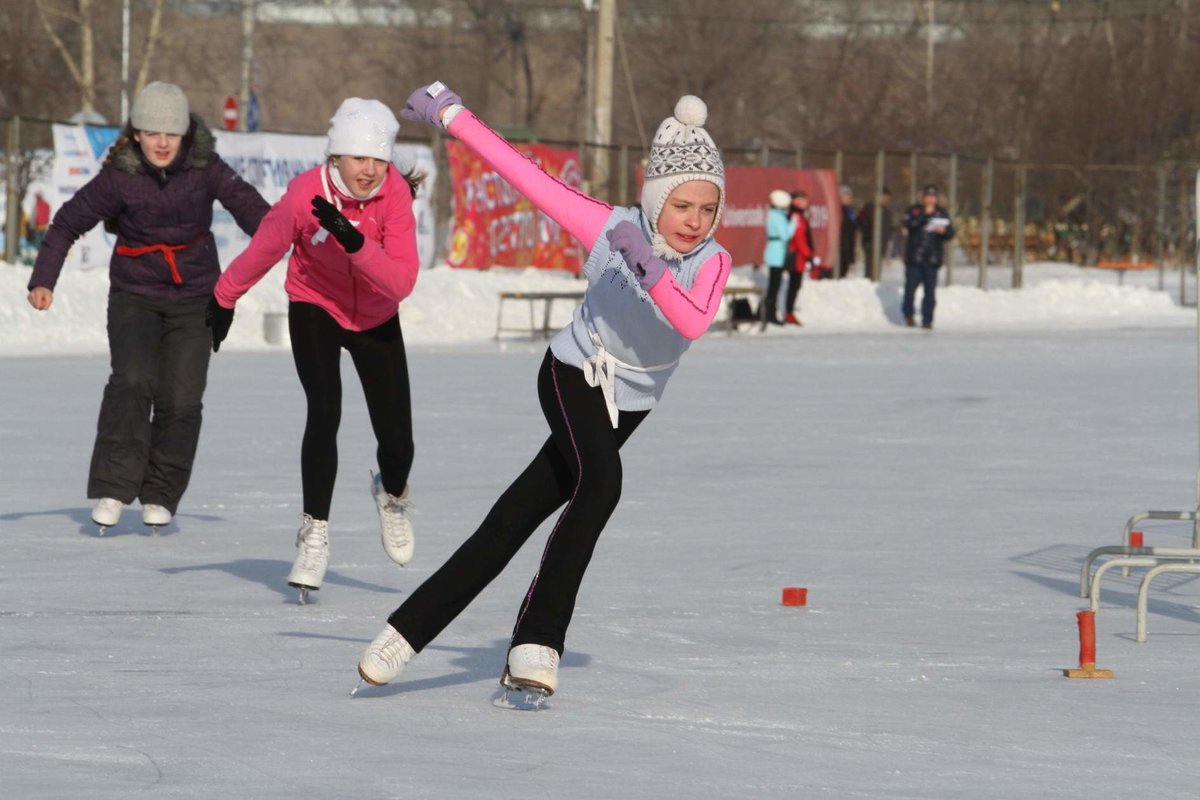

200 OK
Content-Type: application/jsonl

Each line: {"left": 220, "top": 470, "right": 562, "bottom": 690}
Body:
{"left": 29, "top": 114, "right": 269, "bottom": 300}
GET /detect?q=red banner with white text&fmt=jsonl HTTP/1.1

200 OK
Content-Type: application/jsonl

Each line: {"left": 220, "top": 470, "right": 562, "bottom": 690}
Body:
{"left": 445, "top": 140, "right": 584, "bottom": 272}
{"left": 715, "top": 166, "right": 841, "bottom": 267}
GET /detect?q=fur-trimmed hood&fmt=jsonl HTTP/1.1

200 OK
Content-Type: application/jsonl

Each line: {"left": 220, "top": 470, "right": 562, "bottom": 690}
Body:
{"left": 110, "top": 113, "right": 215, "bottom": 175}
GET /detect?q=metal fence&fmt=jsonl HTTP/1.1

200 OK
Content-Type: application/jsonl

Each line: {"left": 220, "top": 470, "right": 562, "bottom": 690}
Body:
{"left": 5, "top": 113, "right": 1198, "bottom": 302}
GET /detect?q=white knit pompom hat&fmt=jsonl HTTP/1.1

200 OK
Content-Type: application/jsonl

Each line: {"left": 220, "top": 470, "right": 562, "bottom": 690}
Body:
{"left": 326, "top": 98, "right": 400, "bottom": 160}
{"left": 769, "top": 189, "right": 791, "bottom": 209}
{"left": 130, "top": 82, "right": 190, "bottom": 135}
{"left": 639, "top": 95, "right": 725, "bottom": 245}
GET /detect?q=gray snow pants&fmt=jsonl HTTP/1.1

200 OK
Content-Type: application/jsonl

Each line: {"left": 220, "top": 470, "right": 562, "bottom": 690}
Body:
{"left": 87, "top": 290, "right": 212, "bottom": 514}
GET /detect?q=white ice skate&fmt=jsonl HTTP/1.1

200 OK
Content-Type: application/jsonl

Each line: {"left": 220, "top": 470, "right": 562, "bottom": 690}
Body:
{"left": 142, "top": 504, "right": 172, "bottom": 531}
{"left": 371, "top": 471, "right": 414, "bottom": 566}
{"left": 91, "top": 497, "right": 125, "bottom": 535}
{"left": 495, "top": 644, "right": 559, "bottom": 711}
{"left": 351, "top": 624, "right": 415, "bottom": 695}
{"left": 287, "top": 515, "right": 329, "bottom": 604}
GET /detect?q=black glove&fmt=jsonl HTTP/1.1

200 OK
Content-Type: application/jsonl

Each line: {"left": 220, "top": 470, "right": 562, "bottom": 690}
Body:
{"left": 206, "top": 294, "right": 234, "bottom": 353}
{"left": 311, "top": 196, "right": 364, "bottom": 254}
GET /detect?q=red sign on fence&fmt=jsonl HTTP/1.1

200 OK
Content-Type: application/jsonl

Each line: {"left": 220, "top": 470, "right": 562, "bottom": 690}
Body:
{"left": 444, "top": 140, "right": 584, "bottom": 272}
{"left": 715, "top": 166, "right": 841, "bottom": 267}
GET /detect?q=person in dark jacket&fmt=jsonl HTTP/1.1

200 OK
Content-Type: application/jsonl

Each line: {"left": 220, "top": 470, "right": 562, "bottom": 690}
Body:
{"left": 859, "top": 187, "right": 894, "bottom": 281}
{"left": 901, "top": 183, "right": 955, "bottom": 330}
{"left": 26, "top": 81, "right": 269, "bottom": 531}
{"left": 837, "top": 184, "right": 859, "bottom": 279}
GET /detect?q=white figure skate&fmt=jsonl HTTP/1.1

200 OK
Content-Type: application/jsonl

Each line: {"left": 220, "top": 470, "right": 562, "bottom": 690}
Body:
{"left": 92, "top": 498, "right": 125, "bottom": 535}
{"left": 287, "top": 515, "right": 329, "bottom": 604}
{"left": 371, "top": 471, "right": 414, "bottom": 566}
{"left": 142, "top": 503, "right": 172, "bottom": 533}
{"left": 495, "top": 644, "right": 559, "bottom": 711}
{"left": 351, "top": 624, "right": 415, "bottom": 696}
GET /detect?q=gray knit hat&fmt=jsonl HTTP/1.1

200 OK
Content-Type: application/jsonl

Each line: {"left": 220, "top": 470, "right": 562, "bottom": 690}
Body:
{"left": 639, "top": 95, "right": 725, "bottom": 242}
{"left": 130, "top": 82, "right": 190, "bottom": 135}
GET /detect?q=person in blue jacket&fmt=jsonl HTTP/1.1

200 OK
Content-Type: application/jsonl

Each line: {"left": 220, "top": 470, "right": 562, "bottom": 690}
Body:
{"left": 901, "top": 183, "right": 955, "bottom": 330}
{"left": 760, "top": 189, "right": 795, "bottom": 326}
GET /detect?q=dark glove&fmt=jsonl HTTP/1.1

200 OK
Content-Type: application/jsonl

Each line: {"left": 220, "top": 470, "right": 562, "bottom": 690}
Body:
{"left": 206, "top": 294, "right": 234, "bottom": 353}
{"left": 400, "top": 81, "right": 463, "bottom": 128}
{"left": 606, "top": 220, "right": 669, "bottom": 290}
{"left": 311, "top": 196, "right": 364, "bottom": 254}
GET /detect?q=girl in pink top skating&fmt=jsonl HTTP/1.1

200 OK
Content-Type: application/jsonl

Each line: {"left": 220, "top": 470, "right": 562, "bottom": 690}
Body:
{"left": 208, "top": 98, "right": 422, "bottom": 602}
{"left": 355, "top": 83, "right": 732, "bottom": 707}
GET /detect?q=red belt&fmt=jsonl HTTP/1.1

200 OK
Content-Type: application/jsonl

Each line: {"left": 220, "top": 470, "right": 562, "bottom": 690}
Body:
{"left": 116, "top": 235, "right": 204, "bottom": 285}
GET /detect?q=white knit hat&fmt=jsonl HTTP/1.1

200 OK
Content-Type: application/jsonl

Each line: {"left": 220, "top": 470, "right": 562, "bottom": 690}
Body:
{"left": 769, "top": 190, "right": 791, "bottom": 209}
{"left": 640, "top": 95, "right": 725, "bottom": 239}
{"left": 130, "top": 82, "right": 190, "bottom": 135}
{"left": 326, "top": 98, "right": 399, "bottom": 160}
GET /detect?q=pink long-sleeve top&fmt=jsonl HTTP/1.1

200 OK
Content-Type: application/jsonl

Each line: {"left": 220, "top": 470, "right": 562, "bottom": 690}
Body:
{"left": 214, "top": 162, "right": 419, "bottom": 331}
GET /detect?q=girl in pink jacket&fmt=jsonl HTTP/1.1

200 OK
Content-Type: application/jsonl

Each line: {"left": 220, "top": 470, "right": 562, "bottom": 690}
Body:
{"left": 208, "top": 98, "right": 421, "bottom": 602}
{"left": 355, "top": 83, "right": 731, "bottom": 707}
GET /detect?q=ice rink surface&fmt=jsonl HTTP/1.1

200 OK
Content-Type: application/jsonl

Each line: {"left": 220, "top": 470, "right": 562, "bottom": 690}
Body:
{"left": 4, "top": 328, "right": 1200, "bottom": 798}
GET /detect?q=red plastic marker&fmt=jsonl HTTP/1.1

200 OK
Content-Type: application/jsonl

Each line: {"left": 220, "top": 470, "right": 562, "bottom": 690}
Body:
{"left": 781, "top": 587, "right": 807, "bottom": 607}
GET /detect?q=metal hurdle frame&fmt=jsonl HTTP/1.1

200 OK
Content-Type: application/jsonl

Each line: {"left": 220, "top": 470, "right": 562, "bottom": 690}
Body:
{"left": 1076, "top": 170, "right": 1200, "bottom": 643}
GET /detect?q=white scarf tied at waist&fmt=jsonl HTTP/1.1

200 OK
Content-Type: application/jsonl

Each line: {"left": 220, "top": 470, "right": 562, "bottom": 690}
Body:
{"left": 581, "top": 331, "right": 676, "bottom": 428}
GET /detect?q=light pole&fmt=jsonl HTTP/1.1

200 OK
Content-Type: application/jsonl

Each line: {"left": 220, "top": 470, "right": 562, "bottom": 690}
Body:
{"left": 240, "top": 0, "right": 255, "bottom": 132}
{"left": 589, "top": 0, "right": 615, "bottom": 199}
{"left": 120, "top": 0, "right": 130, "bottom": 122}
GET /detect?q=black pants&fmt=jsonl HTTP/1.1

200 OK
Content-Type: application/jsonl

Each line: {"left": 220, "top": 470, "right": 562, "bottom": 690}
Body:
{"left": 288, "top": 302, "right": 414, "bottom": 521}
{"left": 389, "top": 350, "right": 648, "bottom": 656}
{"left": 766, "top": 263, "right": 804, "bottom": 321}
{"left": 88, "top": 290, "right": 211, "bottom": 514}
{"left": 902, "top": 263, "right": 940, "bottom": 324}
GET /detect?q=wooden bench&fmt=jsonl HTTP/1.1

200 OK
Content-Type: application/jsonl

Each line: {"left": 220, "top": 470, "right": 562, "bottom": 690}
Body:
{"left": 495, "top": 285, "right": 766, "bottom": 339}
{"left": 495, "top": 290, "right": 585, "bottom": 339}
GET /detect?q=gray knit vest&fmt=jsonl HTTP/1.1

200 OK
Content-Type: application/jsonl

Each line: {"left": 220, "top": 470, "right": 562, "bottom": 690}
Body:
{"left": 549, "top": 205, "right": 727, "bottom": 412}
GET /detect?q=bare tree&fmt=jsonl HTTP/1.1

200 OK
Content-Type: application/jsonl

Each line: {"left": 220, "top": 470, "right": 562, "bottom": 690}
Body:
{"left": 35, "top": 0, "right": 98, "bottom": 115}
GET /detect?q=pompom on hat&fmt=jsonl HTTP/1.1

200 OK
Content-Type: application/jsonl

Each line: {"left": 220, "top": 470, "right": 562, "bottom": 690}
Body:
{"left": 130, "top": 81, "right": 190, "bottom": 135}
{"left": 326, "top": 98, "right": 400, "bottom": 161}
{"left": 640, "top": 95, "right": 725, "bottom": 252}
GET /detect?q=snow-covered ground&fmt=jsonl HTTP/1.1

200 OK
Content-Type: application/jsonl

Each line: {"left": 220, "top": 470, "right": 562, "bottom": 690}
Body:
{"left": 4, "top": 258, "right": 1200, "bottom": 797}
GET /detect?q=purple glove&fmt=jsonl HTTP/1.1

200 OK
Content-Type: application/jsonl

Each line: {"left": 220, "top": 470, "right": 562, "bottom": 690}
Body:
{"left": 607, "top": 220, "right": 669, "bottom": 290}
{"left": 400, "top": 82, "right": 463, "bottom": 128}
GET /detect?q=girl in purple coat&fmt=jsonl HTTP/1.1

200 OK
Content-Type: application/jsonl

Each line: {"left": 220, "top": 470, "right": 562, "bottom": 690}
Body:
{"left": 26, "top": 82, "right": 269, "bottom": 533}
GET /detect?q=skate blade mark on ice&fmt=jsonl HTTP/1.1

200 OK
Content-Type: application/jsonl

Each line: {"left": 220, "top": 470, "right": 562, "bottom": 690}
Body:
{"left": 493, "top": 668, "right": 552, "bottom": 711}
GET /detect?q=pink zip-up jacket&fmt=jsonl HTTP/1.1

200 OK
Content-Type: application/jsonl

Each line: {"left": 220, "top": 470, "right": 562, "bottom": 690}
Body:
{"left": 214, "top": 162, "right": 419, "bottom": 330}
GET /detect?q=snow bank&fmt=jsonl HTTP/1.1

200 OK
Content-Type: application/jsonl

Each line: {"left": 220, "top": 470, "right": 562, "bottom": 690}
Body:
{"left": 2, "top": 258, "right": 1192, "bottom": 357}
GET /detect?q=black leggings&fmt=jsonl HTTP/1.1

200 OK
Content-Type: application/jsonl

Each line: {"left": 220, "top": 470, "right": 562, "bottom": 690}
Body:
{"left": 288, "top": 302, "right": 414, "bottom": 521}
{"left": 389, "top": 349, "right": 648, "bottom": 656}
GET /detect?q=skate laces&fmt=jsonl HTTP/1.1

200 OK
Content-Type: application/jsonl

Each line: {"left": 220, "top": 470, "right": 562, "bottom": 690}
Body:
{"left": 517, "top": 644, "right": 559, "bottom": 673}
{"left": 368, "top": 627, "right": 413, "bottom": 672}
{"left": 295, "top": 515, "right": 329, "bottom": 560}
{"left": 373, "top": 478, "right": 413, "bottom": 544}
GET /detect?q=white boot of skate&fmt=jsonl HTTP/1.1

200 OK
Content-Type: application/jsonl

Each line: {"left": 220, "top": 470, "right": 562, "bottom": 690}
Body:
{"left": 497, "top": 644, "right": 559, "bottom": 709}
{"left": 371, "top": 471, "right": 414, "bottom": 566}
{"left": 287, "top": 515, "right": 329, "bottom": 604}
{"left": 142, "top": 504, "right": 172, "bottom": 528}
{"left": 92, "top": 497, "right": 125, "bottom": 534}
{"left": 353, "top": 624, "right": 415, "bottom": 694}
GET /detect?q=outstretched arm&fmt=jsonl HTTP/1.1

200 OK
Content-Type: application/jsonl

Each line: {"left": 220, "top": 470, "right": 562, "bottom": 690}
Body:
{"left": 213, "top": 190, "right": 301, "bottom": 308}
{"left": 402, "top": 83, "right": 611, "bottom": 250}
